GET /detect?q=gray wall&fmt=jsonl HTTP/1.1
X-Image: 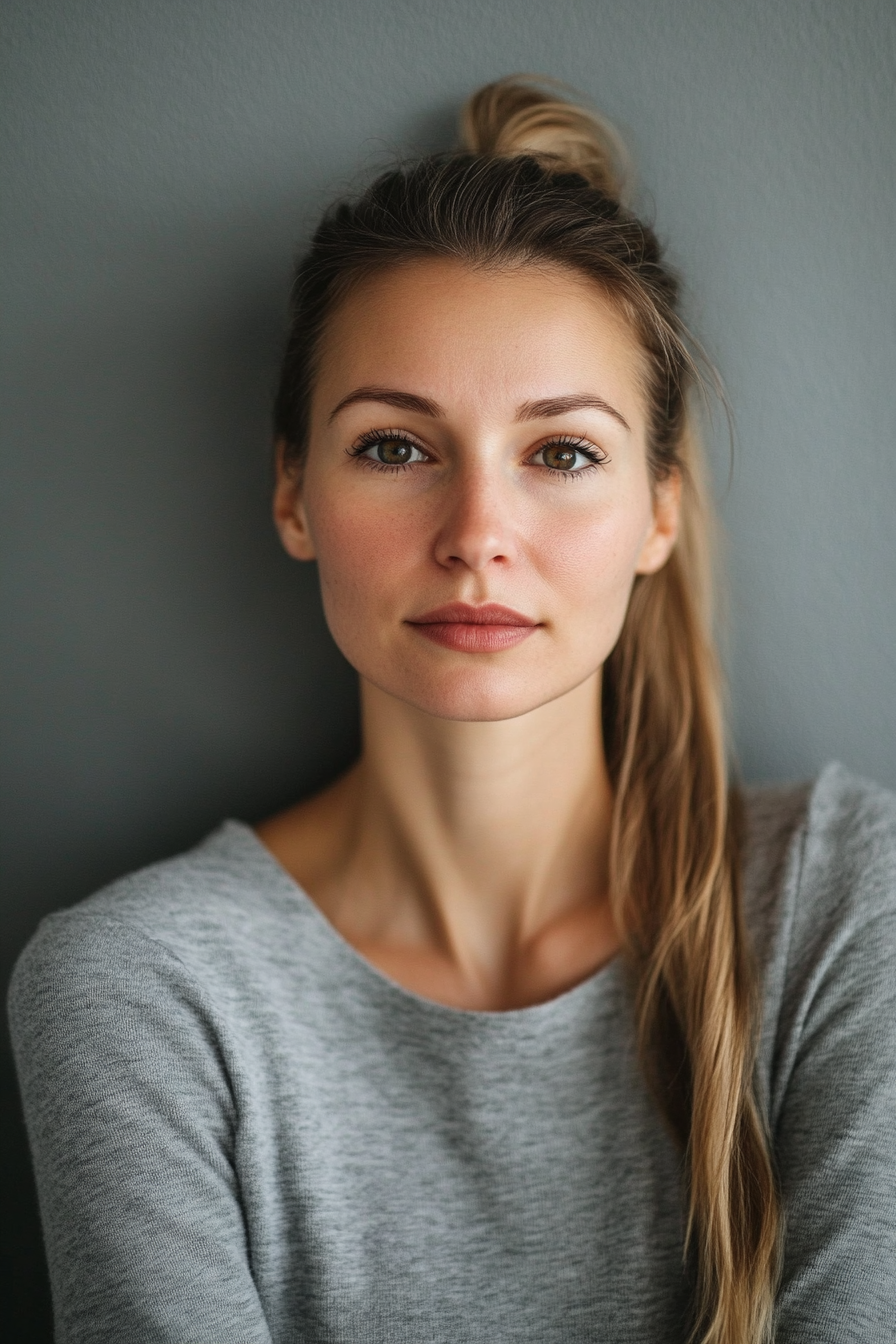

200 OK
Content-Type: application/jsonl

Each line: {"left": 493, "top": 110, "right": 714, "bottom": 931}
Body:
{"left": 2, "top": 0, "right": 894, "bottom": 1333}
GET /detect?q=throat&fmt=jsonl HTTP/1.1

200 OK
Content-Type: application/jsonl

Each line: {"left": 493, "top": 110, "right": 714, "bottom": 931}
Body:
{"left": 256, "top": 672, "right": 619, "bottom": 1011}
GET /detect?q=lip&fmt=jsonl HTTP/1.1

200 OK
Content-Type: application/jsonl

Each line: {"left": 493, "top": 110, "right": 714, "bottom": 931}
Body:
{"left": 409, "top": 602, "right": 537, "bottom": 626}
{"left": 406, "top": 602, "right": 539, "bottom": 653}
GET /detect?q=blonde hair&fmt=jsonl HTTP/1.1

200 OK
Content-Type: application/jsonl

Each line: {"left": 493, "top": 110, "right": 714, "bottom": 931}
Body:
{"left": 275, "top": 74, "right": 782, "bottom": 1343}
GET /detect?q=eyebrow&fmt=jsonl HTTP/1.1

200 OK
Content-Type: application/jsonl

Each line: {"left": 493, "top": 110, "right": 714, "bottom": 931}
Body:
{"left": 328, "top": 387, "right": 441, "bottom": 423}
{"left": 327, "top": 385, "right": 631, "bottom": 432}
{"left": 515, "top": 394, "right": 631, "bottom": 432}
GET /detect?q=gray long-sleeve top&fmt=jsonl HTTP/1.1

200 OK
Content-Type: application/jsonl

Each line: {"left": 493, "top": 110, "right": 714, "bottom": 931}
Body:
{"left": 8, "top": 762, "right": 896, "bottom": 1342}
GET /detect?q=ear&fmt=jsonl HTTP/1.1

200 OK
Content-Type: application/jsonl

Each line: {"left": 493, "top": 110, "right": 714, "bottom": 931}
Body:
{"left": 635, "top": 469, "right": 681, "bottom": 575}
{"left": 273, "top": 439, "right": 316, "bottom": 561}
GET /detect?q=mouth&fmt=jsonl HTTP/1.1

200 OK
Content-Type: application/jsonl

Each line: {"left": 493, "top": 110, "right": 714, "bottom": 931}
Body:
{"left": 406, "top": 602, "right": 539, "bottom": 653}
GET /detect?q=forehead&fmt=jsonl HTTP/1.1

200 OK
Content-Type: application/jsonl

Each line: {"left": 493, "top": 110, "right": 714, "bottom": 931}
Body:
{"left": 312, "top": 258, "right": 649, "bottom": 428}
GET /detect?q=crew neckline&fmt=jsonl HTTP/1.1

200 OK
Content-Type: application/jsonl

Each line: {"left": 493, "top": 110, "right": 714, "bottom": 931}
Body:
{"left": 217, "top": 818, "right": 625, "bottom": 1024}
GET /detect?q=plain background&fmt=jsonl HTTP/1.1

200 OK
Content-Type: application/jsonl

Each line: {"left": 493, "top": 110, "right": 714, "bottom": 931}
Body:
{"left": 2, "top": 0, "right": 894, "bottom": 1334}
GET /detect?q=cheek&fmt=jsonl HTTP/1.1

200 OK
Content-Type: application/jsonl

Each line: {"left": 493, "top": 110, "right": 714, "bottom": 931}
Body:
{"left": 534, "top": 488, "right": 653, "bottom": 614}
{"left": 304, "top": 482, "right": 424, "bottom": 613}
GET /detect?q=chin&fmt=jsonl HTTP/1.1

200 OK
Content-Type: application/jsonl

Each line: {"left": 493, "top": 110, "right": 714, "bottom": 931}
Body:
{"left": 371, "top": 665, "right": 585, "bottom": 723}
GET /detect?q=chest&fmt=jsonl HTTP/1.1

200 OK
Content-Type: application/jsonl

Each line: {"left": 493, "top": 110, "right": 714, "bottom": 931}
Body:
{"left": 225, "top": 985, "right": 693, "bottom": 1343}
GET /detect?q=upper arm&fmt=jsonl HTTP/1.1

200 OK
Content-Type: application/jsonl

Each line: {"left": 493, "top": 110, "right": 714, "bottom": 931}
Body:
{"left": 772, "top": 785, "right": 896, "bottom": 1342}
{"left": 8, "top": 912, "right": 274, "bottom": 1344}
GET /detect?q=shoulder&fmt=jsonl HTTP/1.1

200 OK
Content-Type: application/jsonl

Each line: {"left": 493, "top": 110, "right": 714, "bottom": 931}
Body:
{"left": 76, "top": 818, "right": 299, "bottom": 935}
{"left": 800, "top": 759, "right": 896, "bottom": 893}
{"left": 742, "top": 764, "right": 896, "bottom": 1130}
{"left": 741, "top": 761, "right": 896, "bottom": 956}
{"left": 783, "top": 761, "right": 896, "bottom": 1005}
{"left": 8, "top": 821, "right": 316, "bottom": 1031}
{"left": 740, "top": 764, "right": 896, "bottom": 1093}
{"left": 755, "top": 761, "right": 896, "bottom": 951}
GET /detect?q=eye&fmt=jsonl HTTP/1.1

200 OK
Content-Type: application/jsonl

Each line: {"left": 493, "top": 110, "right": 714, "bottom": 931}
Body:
{"left": 529, "top": 437, "right": 607, "bottom": 475}
{"left": 351, "top": 431, "right": 429, "bottom": 468}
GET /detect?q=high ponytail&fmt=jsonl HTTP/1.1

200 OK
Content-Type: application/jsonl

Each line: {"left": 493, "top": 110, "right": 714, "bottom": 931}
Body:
{"left": 460, "top": 75, "right": 630, "bottom": 202}
{"left": 274, "top": 75, "right": 782, "bottom": 1343}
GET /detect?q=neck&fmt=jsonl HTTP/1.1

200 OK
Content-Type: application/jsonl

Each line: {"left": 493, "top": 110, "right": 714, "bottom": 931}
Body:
{"left": 322, "top": 673, "right": 615, "bottom": 990}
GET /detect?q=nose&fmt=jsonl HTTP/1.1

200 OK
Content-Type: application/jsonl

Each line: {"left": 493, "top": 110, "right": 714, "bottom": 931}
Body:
{"left": 432, "top": 464, "right": 518, "bottom": 572}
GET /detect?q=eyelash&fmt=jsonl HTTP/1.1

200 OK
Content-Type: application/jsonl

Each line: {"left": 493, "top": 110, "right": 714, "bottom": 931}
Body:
{"left": 347, "top": 429, "right": 610, "bottom": 478}
{"left": 347, "top": 428, "right": 428, "bottom": 473}
{"left": 532, "top": 434, "right": 610, "bottom": 480}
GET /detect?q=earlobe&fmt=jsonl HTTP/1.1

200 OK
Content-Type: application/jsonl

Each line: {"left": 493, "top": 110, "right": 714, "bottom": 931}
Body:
{"left": 635, "top": 470, "right": 681, "bottom": 576}
{"left": 273, "top": 442, "right": 316, "bottom": 562}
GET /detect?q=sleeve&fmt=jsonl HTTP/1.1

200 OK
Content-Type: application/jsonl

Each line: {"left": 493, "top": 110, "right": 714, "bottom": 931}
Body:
{"left": 7, "top": 911, "right": 274, "bottom": 1344}
{"left": 771, "top": 777, "right": 896, "bottom": 1343}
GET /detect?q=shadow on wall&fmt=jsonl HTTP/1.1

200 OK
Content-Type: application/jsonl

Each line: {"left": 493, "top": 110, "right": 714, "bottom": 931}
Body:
{"left": 2, "top": 245, "right": 361, "bottom": 1339}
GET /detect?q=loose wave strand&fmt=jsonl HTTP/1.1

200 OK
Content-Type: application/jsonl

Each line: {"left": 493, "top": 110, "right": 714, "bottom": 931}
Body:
{"left": 605, "top": 419, "right": 782, "bottom": 1341}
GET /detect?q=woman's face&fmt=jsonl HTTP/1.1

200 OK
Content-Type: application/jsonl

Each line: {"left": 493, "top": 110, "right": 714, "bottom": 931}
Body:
{"left": 275, "top": 259, "right": 679, "bottom": 722}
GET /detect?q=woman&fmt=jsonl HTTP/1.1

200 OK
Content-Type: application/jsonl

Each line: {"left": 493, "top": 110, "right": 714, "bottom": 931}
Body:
{"left": 10, "top": 78, "right": 896, "bottom": 1344}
